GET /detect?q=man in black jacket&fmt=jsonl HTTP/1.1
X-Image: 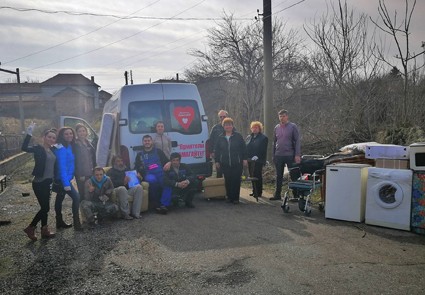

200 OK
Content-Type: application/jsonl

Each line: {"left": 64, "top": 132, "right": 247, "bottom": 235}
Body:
{"left": 163, "top": 152, "right": 198, "bottom": 210}
{"left": 106, "top": 155, "right": 144, "bottom": 219}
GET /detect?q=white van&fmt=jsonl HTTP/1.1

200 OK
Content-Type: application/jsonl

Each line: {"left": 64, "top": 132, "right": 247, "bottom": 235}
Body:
{"left": 61, "top": 83, "right": 212, "bottom": 178}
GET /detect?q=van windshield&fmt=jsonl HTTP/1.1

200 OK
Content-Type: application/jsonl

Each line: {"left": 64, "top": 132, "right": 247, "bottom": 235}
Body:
{"left": 129, "top": 100, "right": 202, "bottom": 135}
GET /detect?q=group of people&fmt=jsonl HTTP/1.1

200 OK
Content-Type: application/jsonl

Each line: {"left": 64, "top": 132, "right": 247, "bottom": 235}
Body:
{"left": 21, "top": 108, "right": 300, "bottom": 241}
{"left": 209, "top": 109, "right": 300, "bottom": 203}
{"left": 21, "top": 120, "right": 190, "bottom": 241}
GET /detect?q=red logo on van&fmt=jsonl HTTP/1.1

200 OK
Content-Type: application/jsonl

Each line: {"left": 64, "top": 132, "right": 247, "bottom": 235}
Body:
{"left": 173, "top": 106, "right": 194, "bottom": 130}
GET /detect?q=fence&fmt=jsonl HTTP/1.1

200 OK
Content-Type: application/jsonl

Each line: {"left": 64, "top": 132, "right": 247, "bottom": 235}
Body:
{"left": 0, "top": 133, "right": 25, "bottom": 161}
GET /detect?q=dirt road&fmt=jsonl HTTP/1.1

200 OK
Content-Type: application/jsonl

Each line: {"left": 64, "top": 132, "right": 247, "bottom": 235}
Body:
{"left": 1, "top": 160, "right": 424, "bottom": 294}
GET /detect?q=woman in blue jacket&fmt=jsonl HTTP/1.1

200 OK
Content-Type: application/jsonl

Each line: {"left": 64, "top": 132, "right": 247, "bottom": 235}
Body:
{"left": 22, "top": 123, "right": 57, "bottom": 241}
{"left": 54, "top": 127, "right": 82, "bottom": 231}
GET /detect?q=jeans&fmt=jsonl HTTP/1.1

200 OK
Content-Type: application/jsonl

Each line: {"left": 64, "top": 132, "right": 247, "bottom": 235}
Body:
{"left": 54, "top": 184, "right": 80, "bottom": 218}
{"left": 31, "top": 179, "right": 53, "bottom": 227}
{"left": 274, "top": 156, "right": 300, "bottom": 196}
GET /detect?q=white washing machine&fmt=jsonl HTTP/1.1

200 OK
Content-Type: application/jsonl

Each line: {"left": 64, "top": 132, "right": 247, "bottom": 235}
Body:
{"left": 365, "top": 168, "right": 412, "bottom": 231}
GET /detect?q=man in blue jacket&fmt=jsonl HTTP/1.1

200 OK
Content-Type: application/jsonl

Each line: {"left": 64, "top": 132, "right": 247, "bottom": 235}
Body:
{"left": 162, "top": 152, "right": 198, "bottom": 211}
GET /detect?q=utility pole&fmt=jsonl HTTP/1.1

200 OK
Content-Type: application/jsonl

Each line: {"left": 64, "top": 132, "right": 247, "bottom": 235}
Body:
{"left": 262, "top": 0, "right": 273, "bottom": 162}
{"left": 0, "top": 64, "right": 25, "bottom": 133}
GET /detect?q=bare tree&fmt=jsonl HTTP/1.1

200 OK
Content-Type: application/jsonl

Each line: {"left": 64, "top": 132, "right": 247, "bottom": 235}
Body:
{"left": 371, "top": 0, "right": 425, "bottom": 122}
{"left": 185, "top": 13, "right": 304, "bottom": 131}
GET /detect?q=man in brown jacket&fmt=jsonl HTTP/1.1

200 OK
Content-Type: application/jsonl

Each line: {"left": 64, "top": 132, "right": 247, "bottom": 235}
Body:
{"left": 80, "top": 167, "right": 118, "bottom": 227}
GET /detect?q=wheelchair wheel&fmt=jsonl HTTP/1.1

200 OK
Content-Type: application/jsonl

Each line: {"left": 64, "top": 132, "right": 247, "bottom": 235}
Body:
{"left": 304, "top": 208, "right": 312, "bottom": 216}
{"left": 282, "top": 204, "right": 290, "bottom": 213}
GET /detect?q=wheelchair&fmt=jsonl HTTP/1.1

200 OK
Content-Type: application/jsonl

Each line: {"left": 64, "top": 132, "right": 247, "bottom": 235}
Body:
{"left": 281, "top": 155, "right": 325, "bottom": 216}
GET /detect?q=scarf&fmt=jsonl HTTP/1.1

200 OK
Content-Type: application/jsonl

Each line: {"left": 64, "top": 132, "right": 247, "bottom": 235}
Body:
{"left": 91, "top": 175, "right": 107, "bottom": 188}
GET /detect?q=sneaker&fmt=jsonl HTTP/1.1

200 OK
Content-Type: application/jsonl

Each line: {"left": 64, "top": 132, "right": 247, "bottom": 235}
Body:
{"left": 130, "top": 214, "right": 141, "bottom": 219}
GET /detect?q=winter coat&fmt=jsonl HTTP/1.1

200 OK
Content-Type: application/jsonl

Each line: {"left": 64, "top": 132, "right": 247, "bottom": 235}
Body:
{"left": 106, "top": 166, "right": 130, "bottom": 189}
{"left": 84, "top": 175, "right": 114, "bottom": 202}
{"left": 73, "top": 139, "right": 96, "bottom": 177}
{"left": 214, "top": 131, "right": 247, "bottom": 167}
{"left": 209, "top": 123, "right": 236, "bottom": 154}
{"left": 54, "top": 143, "right": 75, "bottom": 187}
{"left": 163, "top": 163, "right": 196, "bottom": 188}
{"left": 21, "top": 134, "right": 57, "bottom": 178}
{"left": 245, "top": 132, "right": 269, "bottom": 165}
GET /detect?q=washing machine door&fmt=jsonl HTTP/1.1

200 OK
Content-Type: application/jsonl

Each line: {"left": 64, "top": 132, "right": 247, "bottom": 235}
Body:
{"left": 372, "top": 181, "right": 403, "bottom": 209}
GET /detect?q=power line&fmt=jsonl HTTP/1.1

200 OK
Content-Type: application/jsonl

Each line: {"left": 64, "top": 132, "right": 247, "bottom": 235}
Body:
{"left": 2, "top": 1, "right": 161, "bottom": 65}
{"left": 0, "top": 6, "right": 251, "bottom": 21}
{"left": 15, "top": 0, "right": 207, "bottom": 76}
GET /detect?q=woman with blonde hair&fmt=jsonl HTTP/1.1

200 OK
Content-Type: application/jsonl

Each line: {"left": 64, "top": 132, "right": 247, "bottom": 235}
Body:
{"left": 246, "top": 121, "right": 268, "bottom": 198}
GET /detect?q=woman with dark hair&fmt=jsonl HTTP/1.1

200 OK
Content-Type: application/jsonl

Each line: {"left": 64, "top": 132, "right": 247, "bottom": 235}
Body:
{"left": 54, "top": 127, "right": 82, "bottom": 231}
{"left": 214, "top": 118, "right": 247, "bottom": 204}
{"left": 74, "top": 123, "right": 96, "bottom": 198}
{"left": 21, "top": 123, "right": 57, "bottom": 241}
{"left": 153, "top": 121, "right": 172, "bottom": 159}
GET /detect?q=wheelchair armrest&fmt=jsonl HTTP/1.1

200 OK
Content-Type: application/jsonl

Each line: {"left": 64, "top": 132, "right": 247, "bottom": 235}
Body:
{"left": 313, "top": 169, "right": 325, "bottom": 175}
{"left": 289, "top": 163, "right": 301, "bottom": 171}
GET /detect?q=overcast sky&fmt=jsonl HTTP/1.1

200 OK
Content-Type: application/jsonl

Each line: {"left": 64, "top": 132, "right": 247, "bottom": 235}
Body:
{"left": 1, "top": 0, "right": 424, "bottom": 93}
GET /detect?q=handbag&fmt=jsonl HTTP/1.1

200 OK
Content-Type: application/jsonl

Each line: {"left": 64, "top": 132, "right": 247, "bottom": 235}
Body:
{"left": 52, "top": 180, "right": 65, "bottom": 194}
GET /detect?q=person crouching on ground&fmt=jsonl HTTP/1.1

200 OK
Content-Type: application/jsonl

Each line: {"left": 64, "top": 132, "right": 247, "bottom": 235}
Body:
{"left": 80, "top": 167, "right": 118, "bottom": 227}
{"left": 22, "top": 123, "right": 57, "bottom": 241}
{"left": 162, "top": 152, "right": 198, "bottom": 211}
{"left": 106, "top": 155, "right": 144, "bottom": 219}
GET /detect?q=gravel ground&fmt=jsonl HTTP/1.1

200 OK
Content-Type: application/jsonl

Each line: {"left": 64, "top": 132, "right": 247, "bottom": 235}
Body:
{"left": 1, "top": 159, "right": 425, "bottom": 295}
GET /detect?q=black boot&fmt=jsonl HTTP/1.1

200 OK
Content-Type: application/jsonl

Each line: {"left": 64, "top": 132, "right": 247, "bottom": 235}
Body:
{"left": 73, "top": 216, "right": 83, "bottom": 231}
{"left": 56, "top": 214, "right": 72, "bottom": 229}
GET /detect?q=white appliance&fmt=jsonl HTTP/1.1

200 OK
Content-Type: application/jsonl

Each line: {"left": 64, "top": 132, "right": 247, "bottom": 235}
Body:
{"left": 365, "top": 168, "right": 412, "bottom": 231}
{"left": 325, "top": 163, "right": 370, "bottom": 222}
{"left": 365, "top": 144, "right": 409, "bottom": 159}
{"left": 409, "top": 143, "right": 425, "bottom": 170}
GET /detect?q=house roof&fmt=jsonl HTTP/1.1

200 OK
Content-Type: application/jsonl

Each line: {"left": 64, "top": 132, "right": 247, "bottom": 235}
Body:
{"left": 99, "top": 90, "right": 112, "bottom": 100}
{"left": 41, "top": 74, "right": 99, "bottom": 87}
{"left": 53, "top": 86, "right": 93, "bottom": 97}
{"left": 0, "top": 83, "right": 42, "bottom": 94}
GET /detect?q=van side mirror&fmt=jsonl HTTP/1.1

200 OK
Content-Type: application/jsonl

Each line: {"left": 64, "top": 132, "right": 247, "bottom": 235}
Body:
{"left": 202, "top": 115, "right": 208, "bottom": 121}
